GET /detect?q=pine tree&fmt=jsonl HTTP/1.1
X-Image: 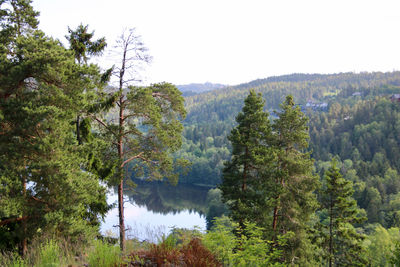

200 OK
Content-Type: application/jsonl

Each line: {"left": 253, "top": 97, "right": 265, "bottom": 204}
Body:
{"left": 220, "top": 90, "right": 273, "bottom": 228}
{"left": 94, "top": 29, "right": 186, "bottom": 251}
{"left": 320, "top": 160, "right": 367, "bottom": 267}
{"left": 271, "top": 95, "right": 318, "bottom": 264}
{"left": 0, "top": 1, "right": 109, "bottom": 255}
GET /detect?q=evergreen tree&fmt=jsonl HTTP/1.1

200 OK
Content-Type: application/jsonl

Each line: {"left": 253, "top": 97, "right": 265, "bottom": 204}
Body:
{"left": 65, "top": 23, "right": 108, "bottom": 145}
{"left": 94, "top": 29, "right": 186, "bottom": 251}
{"left": 66, "top": 23, "right": 106, "bottom": 65}
{"left": 271, "top": 95, "right": 318, "bottom": 264}
{"left": 319, "top": 160, "right": 367, "bottom": 266}
{"left": 0, "top": 1, "right": 108, "bottom": 255}
{"left": 220, "top": 90, "right": 273, "bottom": 228}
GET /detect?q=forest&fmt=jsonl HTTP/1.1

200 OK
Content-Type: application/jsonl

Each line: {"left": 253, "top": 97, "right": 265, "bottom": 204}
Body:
{"left": 2, "top": 0, "right": 400, "bottom": 266}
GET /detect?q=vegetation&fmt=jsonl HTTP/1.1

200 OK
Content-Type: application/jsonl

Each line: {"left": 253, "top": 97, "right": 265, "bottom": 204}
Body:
{"left": 93, "top": 28, "right": 187, "bottom": 251}
{"left": 2, "top": 0, "right": 400, "bottom": 266}
{"left": 0, "top": 0, "right": 109, "bottom": 255}
{"left": 318, "top": 160, "right": 367, "bottom": 266}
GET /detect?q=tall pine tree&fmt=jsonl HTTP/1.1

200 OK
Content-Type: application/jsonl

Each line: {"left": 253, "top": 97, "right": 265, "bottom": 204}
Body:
{"left": 220, "top": 90, "right": 273, "bottom": 228}
{"left": 270, "top": 95, "right": 318, "bottom": 265}
{"left": 0, "top": 1, "right": 109, "bottom": 255}
{"left": 94, "top": 29, "right": 186, "bottom": 251}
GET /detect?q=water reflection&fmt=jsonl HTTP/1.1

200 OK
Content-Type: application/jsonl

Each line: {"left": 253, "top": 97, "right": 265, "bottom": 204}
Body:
{"left": 126, "top": 179, "right": 210, "bottom": 216}
{"left": 101, "top": 179, "right": 210, "bottom": 241}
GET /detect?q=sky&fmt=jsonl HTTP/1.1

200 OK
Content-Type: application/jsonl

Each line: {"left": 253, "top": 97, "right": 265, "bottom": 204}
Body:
{"left": 32, "top": 0, "right": 400, "bottom": 86}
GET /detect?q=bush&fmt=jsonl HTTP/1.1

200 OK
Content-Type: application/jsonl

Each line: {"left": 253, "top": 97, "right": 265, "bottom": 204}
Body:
{"left": 203, "top": 216, "right": 287, "bottom": 267}
{"left": 128, "top": 229, "right": 220, "bottom": 266}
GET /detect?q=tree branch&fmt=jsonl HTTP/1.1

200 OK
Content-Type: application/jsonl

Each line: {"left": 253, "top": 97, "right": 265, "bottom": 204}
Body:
{"left": 94, "top": 117, "right": 116, "bottom": 136}
{"left": 0, "top": 216, "right": 30, "bottom": 226}
{"left": 121, "top": 152, "right": 144, "bottom": 168}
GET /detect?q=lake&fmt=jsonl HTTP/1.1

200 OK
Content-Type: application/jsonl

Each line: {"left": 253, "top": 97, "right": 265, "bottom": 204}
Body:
{"left": 101, "top": 180, "right": 210, "bottom": 242}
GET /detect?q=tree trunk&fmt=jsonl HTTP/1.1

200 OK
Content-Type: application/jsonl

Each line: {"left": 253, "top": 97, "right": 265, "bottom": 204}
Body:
{"left": 118, "top": 98, "right": 125, "bottom": 251}
{"left": 272, "top": 204, "right": 279, "bottom": 231}
{"left": 76, "top": 115, "right": 81, "bottom": 145}
{"left": 118, "top": 176, "right": 125, "bottom": 251}
{"left": 242, "top": 147, "right": 248, "bottom": 191}
{"left": 21, "top": 175, "right": 27, "bottom": 257}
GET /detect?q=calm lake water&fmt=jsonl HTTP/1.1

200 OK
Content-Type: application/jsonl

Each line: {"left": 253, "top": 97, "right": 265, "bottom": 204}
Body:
{"left": 101, "top": 180, "right": 209, "bottom": 242}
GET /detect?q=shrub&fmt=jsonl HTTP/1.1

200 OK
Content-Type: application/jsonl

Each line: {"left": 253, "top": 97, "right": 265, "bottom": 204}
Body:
{"left": 203, "top": 216, "right": 287, "bottom": 267}
{"left": 180, "top": 238, "right": 222, "bottom": 267}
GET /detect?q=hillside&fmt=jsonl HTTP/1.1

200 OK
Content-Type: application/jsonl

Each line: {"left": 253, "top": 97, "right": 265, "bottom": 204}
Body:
{"left": 176, "top": 82, "right": 226, "bottom": 96}
{"left": 177, "top": 71, "right": 400, "bottom": 181}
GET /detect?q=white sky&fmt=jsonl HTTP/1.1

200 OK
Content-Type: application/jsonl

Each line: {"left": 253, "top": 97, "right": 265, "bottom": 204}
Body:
{"left": 32, "top": 0, "right": 400, "bottom": 86}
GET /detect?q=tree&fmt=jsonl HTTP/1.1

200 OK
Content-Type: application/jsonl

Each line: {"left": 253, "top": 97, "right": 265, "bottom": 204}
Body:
{"left": 319, "top": 160, "right": 367, "bottom": 266}
{"left": 220, "top": 90, "right": 273, "bottom": 228}
{"left": 0, "top": 1, "right": 108, "bottom": 255}
{"left": 65, "top": 23, "right": 107, "bottom": 145}
{"left": 94, "top": 29, "right": 186, "bottom": 251}
{"left": 270, "top": 95, "right": 318, "bottom": 264}
{"left": 220, "top": 93, "right": 318, "bottom": 264}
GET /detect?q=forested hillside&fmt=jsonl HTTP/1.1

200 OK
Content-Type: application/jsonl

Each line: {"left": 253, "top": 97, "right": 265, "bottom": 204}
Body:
{"left": 177, "top": 72, "right": 400, "bottom": 186}
{"left": 177, "top": 82, "right": 226, "bottom": 96}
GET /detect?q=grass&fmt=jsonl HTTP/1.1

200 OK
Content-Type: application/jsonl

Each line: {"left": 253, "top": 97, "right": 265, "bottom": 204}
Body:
{"left": 1, "top": 226, "right": 220, "bottom": 267}
{"left": 87, "top": 240, "right": 121, "bottom": 267}
{"left": 0, "top": 237, "right": 121, "bottom": 267}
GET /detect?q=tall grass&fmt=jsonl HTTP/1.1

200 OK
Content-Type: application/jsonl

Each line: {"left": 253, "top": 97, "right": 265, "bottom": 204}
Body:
{"left": 0, "top": 253, "right": 27, "bottom": 267}
{"left": 87, "top": 239, "right": 121, "bottom": 267}
{"left": 1, "top": 236, "right": 123, "bottom": 267}
{"left": 34, "top": 240, "right": 64, "bottom": 267}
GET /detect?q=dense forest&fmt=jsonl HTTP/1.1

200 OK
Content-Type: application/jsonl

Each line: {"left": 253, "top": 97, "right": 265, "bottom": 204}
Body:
{"left": 2, "top": 0, "right": 400, "bottom": 266}
{"left": 177, "top": 72, "right": 400, "bottom": 186}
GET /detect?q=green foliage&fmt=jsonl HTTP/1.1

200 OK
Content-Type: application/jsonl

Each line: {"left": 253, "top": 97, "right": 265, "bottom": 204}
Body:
{"left": 205, "top": 188, "right": 229, "bottom": 229}
{"left": 178, "top": 72, "right": 400, "bottom": 186}
{"left": 87, "top": 240, "right": 121, "bottom": 267}
{"left": 311, "top": 98, "right": 400, "bottom": 227}
{"left": 203, "top": 216, "right": 286, "bottom": 266}
{"left": 220, "top": 90, "right": 273, "bottom": 227}
{"left": 390, "top": 240, "right": 400, "bottom": 266}
{"left": 0, "top": 1, "right": 109, "bottom": 253}
{"left": 66, "top": 23, "right": 106, "bottom": 64}
{"left": 270, "top": 95, "right": 318, "bottom": 264}
{"left": 365, "top": 225, "right": 400, "bottom": 266}
{"left": 318, "top": 160, "right": 367, "bottom": 266}
{"left": 220, "top": 92, "right": 318, "bottom": 264}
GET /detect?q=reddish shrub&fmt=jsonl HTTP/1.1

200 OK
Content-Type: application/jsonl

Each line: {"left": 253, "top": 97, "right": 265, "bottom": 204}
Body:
{"left": 180, "top": 238, "right": 222, "bottom": 267}
{"left": 128, "top": 238, "right": 221, "bottom": 267}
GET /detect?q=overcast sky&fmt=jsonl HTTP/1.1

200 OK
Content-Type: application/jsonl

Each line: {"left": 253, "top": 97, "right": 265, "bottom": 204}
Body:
{"left": 32, "top": 0, "right": 400, "bottom": 86}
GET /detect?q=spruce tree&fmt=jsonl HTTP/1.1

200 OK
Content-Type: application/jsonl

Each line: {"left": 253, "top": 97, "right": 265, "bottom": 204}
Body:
{"left": 65, "top": 23, "right": 107, "bottom": 145}
{"left": 320, "top": 160, "right": 367, "bottom": 267}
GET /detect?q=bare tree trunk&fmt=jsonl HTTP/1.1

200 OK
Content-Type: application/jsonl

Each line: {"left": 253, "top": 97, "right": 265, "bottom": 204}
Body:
{"left": 118, "top": 97, "right": 125, "bottom": 251}
{"left": 118, "top": 176, "right": 125, "bottom": 251}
